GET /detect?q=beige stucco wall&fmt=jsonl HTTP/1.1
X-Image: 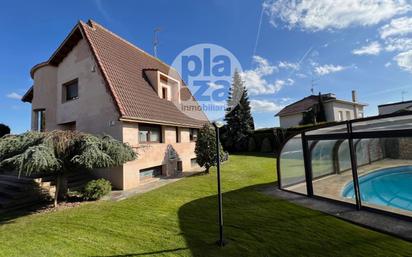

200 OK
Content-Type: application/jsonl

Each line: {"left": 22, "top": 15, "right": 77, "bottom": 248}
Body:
{"left": 54, "top": 39, "right": 122, "bottom": 140}
{"left": 31, "top": 38, "right": 122, "bottom": 139}
{"left": 121, "top": 122, "right": 197, "bottom": 190}
{"left": 31, "top": 65, "right": 58, "bottom": 131}
{"left": 31, "top": 38, "right": 199, "bottom": 190}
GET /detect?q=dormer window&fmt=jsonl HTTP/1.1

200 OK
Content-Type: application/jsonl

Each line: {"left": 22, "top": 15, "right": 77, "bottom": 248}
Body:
{"left": 143, "top": 70, "right": 181, "bottom": 102}
{"left": 159, "top": 73, "right": 179, "bottom": 102}
{"left": 162, "top": 87, "right": 169, "bottom": 100}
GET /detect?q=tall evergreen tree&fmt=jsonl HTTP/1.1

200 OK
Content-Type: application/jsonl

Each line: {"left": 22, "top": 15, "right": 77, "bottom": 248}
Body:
{"left": 223, "top": 71, "right": 255, "bottom": 151}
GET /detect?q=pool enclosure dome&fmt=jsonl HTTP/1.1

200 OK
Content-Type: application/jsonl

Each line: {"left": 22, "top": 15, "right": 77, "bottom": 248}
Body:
{"left": 277, "top": 112, "right": 412, "bottom": 219}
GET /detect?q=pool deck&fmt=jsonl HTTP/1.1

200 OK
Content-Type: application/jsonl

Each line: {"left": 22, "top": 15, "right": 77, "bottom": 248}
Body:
{"left": 260, "top": 186, "right": 412, "bottom": 242}
{"left": 286, "top": 159, "right": 412, "bottom": 217}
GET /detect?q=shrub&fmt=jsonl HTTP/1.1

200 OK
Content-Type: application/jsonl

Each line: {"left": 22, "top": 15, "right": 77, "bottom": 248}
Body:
{"left": 260, "top": 137, "right": 273, "bottom": 153}
{"left": 221, "top": 151, "right": 230, "bottom": 162}
{"left": 83, "top": 179, "right": 112, "bottom": 200}
{"left": 195, "top": 124, "right": 225, "bottom": 173}
{"left": 248, "top": 137, "right": 256, "bottom": 152}
{"left": 0, "top": 124, "right": 10, "bottom": 138}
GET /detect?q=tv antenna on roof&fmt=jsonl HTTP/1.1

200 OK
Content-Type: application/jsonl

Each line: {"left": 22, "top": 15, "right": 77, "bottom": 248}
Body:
{"left": 402, "top": 90, "right": 407, "bottom": 102}
{"left": 153, "top": 28, "right": 161, "bottom": 58}
{"left": 310, "top": 77, "right": 318, "bottom": 95}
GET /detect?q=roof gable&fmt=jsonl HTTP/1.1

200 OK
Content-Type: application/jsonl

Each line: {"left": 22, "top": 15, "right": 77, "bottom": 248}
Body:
{"left": 276, "top": 95, "right": 321, "bottom": 117}
{"left": 79, "top": 20, "right": 207, "bottom": 127}
{"left": 26, "top": 20, "right": 207, "bottom": 127}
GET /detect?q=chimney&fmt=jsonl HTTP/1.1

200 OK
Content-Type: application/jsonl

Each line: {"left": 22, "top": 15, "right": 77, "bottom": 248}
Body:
{"left": 352, "top": 90, "right": 357, "bottom": 103}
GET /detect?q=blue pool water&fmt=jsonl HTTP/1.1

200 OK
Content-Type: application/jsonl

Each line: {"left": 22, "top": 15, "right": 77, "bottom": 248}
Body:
{"left": 342, "top": 166, "right": 412, "bottom": 212}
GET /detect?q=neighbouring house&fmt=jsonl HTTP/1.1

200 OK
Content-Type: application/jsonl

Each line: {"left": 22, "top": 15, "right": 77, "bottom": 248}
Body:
{"left": 275, "top": 91, "right": 367, "bottom": 128}
{"left": 378, "top": 100, "right": 412, "bottom": 115}
{"left": 22, "top": 20, "right": 208, "bottom": 190}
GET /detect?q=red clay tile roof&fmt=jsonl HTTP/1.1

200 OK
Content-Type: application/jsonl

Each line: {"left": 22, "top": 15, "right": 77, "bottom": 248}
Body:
{"left": 80, "top": 20, "right": 207, "bottom": 127}
{"left": 26, "top": 20, "right": 208, "bottom": 128}
{"left": 276, "top": 94, "right": 335, "bottom": 117}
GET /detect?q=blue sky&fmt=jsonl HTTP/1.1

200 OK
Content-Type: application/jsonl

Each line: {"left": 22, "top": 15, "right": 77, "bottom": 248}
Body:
{"left": 1, "top": 0, "right": 412, "bottom": 133}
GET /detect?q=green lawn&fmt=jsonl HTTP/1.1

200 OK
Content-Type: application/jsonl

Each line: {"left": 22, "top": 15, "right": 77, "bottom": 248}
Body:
{"left": 0, "top": 154, "right": 411, "bottom": 257}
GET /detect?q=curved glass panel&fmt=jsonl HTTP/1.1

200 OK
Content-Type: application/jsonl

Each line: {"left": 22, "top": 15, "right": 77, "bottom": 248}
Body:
{"left": 311, "top": 140, "right": 336, "bottom": 178}
{"left": 311, "top": 139, "right": 356, "bottom": 204}
{"left": 356, "top": 139, "right": 370, "bottom": 166}
{"left": 338, "top": 140, "right": 351, "bottom": 172}
{"left": 279, "top": 135, "right": 306, "bottom": 194}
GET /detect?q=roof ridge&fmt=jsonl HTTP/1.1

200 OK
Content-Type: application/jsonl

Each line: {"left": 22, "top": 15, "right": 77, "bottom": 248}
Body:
{"left": 86, "top": 20, "right": 178, "bottom": 73}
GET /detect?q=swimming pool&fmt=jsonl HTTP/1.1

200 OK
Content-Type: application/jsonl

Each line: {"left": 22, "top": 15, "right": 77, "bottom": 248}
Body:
{"left": 342, "top": 166, "right": 412, "bottom": 212}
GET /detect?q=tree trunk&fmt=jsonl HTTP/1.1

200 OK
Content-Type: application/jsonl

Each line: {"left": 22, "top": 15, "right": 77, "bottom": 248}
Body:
{"left": 205, "top": 166, "right": 210, "bottom": 174}
{"left": 54, "top": 172, "right": 68, "bottom": 207}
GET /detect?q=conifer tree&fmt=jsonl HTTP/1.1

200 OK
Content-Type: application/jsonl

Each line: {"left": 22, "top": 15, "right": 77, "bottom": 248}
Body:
{"left": 223, "top": 71, "right": 255, "bottom": 151}
{"left": 195, "top": 124, "right": 224, "bottom": 174}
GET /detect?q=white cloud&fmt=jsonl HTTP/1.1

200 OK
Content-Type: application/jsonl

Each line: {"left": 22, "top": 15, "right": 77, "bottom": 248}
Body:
{"left": 264, "top": 0, "right": 411, "bottom": 31}
{"left": 280, "top": 97, "right": 293, "bottom": 103}
{"left": 278, "top": 61, "right": 299, "bottom": 70}
{"left": 314, "top": 64, "right": 347, "bottom": 76}
{"left": 6, "top": 92, "right": 22, "bottom": 100}
{"left": 352, "top": 41, "right": 382, "bottom": 55}
{"left": 241, "top": 56, "right": 291, "bottom": 95}
{"left": 250, "top": 99, "right": 285, "bottom": 113}
{"left": 296, "top": 73, "right": 307, "bottom": 78}
{"left": 380, "top": 16, "right": 412, "bottom": 39}
{"left": 385, "top": 62, "right": 392, "bottom": 67}
{"left": 252, "top": 55, "right": 278, "bottom": 75}
{"left": 385, "top": 37, "right": 412, "bottom": 52}
{"left": 394, "top": 50, "right": 412, "bottom": 72}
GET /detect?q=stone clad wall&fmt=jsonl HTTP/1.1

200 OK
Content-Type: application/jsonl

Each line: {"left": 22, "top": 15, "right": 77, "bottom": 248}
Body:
{"left": 382, "top": 138, "right": 412, "bottom": 160}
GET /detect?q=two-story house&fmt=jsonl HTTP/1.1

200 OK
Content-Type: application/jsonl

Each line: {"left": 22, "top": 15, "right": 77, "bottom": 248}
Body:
{"left": 276, "top": 91, "right": 367, "bottom": 128}
{"left": 22, "top": 20, "right": 208, "bottom": 190}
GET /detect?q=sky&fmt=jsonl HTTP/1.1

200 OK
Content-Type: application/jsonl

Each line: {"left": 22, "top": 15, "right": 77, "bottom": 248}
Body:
{"left": 1, "top": 0, "right": 412, "bottom": 133}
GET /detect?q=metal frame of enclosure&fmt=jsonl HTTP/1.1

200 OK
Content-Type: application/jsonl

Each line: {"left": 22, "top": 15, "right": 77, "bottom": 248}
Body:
{"left": 277, "top": 112, "right": 412, "bottom": 220}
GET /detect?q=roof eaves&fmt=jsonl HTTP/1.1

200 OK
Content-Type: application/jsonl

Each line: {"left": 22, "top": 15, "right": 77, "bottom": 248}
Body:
{"left": 378, "top": 100, "right": 412, "bottom": 108}
{"left": 324, "top": 99, "right": 368, "bottom": 106}
{"left": 21, "top": 86, "right": 33, "bottom": 103}
{"left": 119, "top": 116, "right": 207, "bottom": 128}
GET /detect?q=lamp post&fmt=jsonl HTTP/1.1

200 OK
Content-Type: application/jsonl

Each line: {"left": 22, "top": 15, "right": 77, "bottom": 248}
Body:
{"left": 213, "top": 121, "right": 225, "bottom": 247}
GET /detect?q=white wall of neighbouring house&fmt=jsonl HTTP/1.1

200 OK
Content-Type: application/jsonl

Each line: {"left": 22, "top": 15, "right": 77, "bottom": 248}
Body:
{"left": 279, "top": 113, "right": 303, "bottom": 128}
{"left": 325, "top": 101, "right": 364, "bottom": 122}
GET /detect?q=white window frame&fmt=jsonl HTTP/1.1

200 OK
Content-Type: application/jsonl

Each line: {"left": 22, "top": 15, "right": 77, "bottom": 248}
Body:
{"left": 157, "top": 72, "right": 180, "bottom": 102}
{"left": 338, "top": 111, "right": 343, "bottom": 121}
